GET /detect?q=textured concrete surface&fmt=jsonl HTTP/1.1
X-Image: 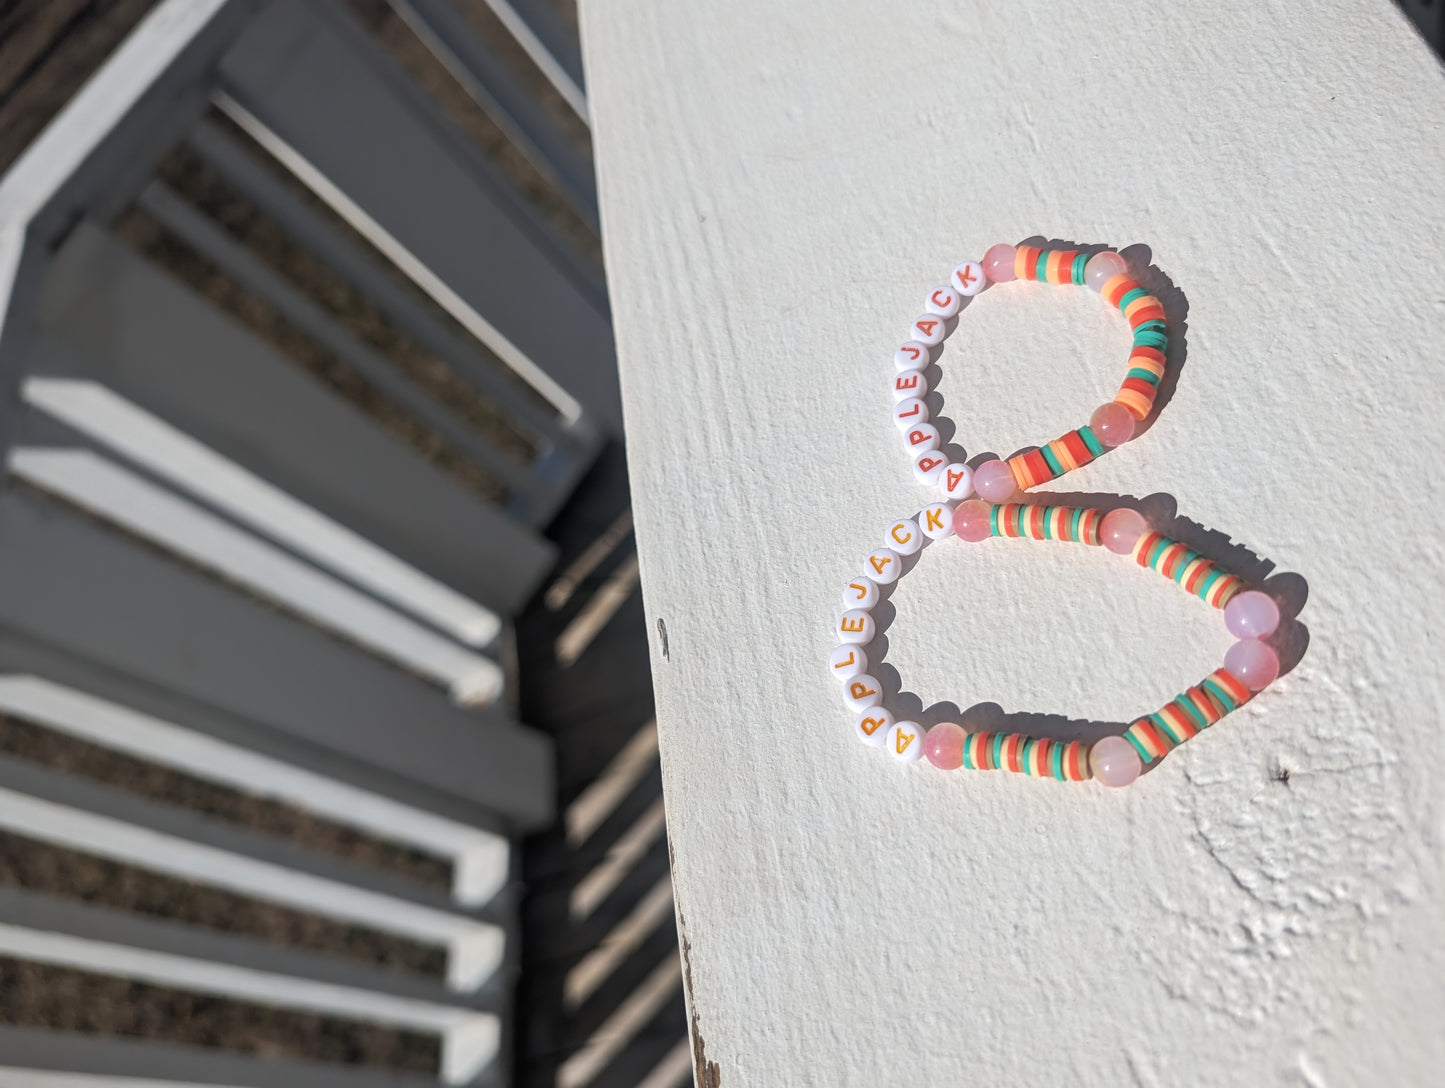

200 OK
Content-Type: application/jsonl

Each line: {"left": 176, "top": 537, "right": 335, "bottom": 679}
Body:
{"left": 583, "top": 1, "right": 1445, "bottom": 1084}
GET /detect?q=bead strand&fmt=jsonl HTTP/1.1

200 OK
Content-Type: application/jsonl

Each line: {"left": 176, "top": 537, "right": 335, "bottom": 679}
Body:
{"left": 1131, "top": 530, "right": 1246, "bottom": 609}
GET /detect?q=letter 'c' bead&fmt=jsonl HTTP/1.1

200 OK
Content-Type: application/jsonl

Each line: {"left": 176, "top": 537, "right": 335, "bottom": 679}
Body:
{"left": 886, "top": 519, "right": 922, "bottom": 556}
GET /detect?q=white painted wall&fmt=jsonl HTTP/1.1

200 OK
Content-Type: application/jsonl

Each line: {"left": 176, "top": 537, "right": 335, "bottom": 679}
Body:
{"left": 582, "top": 1, "right": 1445, "bottom": 1085}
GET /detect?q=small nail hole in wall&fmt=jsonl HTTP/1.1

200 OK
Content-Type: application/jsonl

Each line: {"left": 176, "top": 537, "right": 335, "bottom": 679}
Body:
{"left": 657, "top": 617, "right": 669, "bottom": 660}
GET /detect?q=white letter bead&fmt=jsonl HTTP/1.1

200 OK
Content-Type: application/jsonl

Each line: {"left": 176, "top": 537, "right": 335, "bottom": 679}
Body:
{"left": 886, "top": 721, "right": 926, "bottom": 763}
{"left": 952, "top": 260, "right": 986, "bottom": 297}
{"left": 886, "top": 518, "right": 922, "bottom": 556}
{"left": 838, "top": 608, "right": 875, "bottom": 644}
{"left": 919, "top": 502, "right": 954, "bottom": 540}
{"left": 894, "top": 341, "right": 930, "bottom": 371}
{"left": 910, "top": 313, "right": 947, "bottom": 347}
{"left": 939, "top": 461, "right": 974, "bottom": 500}
{"left": 892, "top": 398, "right": 928, "bottom": 430}
{"left": 904, "top": 422, "right": 940, "bottom": 454}
{"left": 829, "top": 644, "right": 867, "bottom": 681}
{"left": 865, "top": 548, "right": 901, "bottom": 585}
{"left": 843, "top": 674, "right": 884, "bottom": 713}
{"left": 925, "top": 285, "right": 962, "bottom": 318}
{"left": 854, "top": 707, "right": 894, "bottom": 747}
{"left": 842, "top": 576, "right": 879, "bottom": 610}
{"left": 892, "top": 369, "right": 927, "bottom": 402}
{"left": 912, "top": 451, "right": 947, "bottom": 487}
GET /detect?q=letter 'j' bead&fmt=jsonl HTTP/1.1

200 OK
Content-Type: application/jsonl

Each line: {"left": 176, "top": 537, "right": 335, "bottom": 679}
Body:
{"left": 844, "top": 674, "right": 884, "bottom": 713}
{"left": 1224, "top": 590, "right": 1280, "bottom": 640}
{"left": 913, "top": 451, "right": 947, "bottom": 487}
{"left": 973, "top": 458, "right": 1017, "bottom": 501}
{"left": 886, "top": 721, "right": 925, "bottom": 763}
{"left": 842, "top": 576, "right": 879, "bottom": 610}
{"left": 982, "top": 244, "right": 1016, "bottom": 283}
{"left": 894, "top": 341, "right": 930, "bottom": 371}
{"left": 854, "top": 707, "right": 893, "bottom": 747}
{"left": 1091, "top": 735, "right": 1142, "bottom": 787}
{"left": 838, "top": 609, "right": 875, "bottom": 644}
{"left": 886, "top": 518, "right": 923, "bottom": 556}
{"left": 926, "top": 285, "right": 962, "bottom": 318}
{"left": 829, "top": 643, "right": 867, "bottom": 681}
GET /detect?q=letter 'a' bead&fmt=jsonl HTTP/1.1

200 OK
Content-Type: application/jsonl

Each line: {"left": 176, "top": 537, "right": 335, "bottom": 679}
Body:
{"left": 829, "top": 644, "right": 867, "bottom": 681}
{"left": 886, "top": 518, "right": 923, "bottom": 556}
{"left": 905, "top": 423, "right": 941, "bottom": 454}
{"left": 886, "top": 721, "right": 925, "bottom": 763}
{"left": 926, "top": 285, "right": 962, "bottom": 318}
{"left": 838, "top": 609, "right": 874, "bottom": 644}
{"left": 918, "top": 502, "right": 953, "bottom": 540}
{"left": 844, "top": 674, "right": 884, "bottom": 713}
{"left": 843, "top": 576, "right": 879, "bottom": 610}
{"left": 939, "top": 461, "right": 973, "bottom": 500}
{"left": 893, "top": 398, "right": 929, "bottom": 429}
{"left": 913, "top": 452, "right": 947, "bottom": 487}
{"left": 866, "top": 548, "right": 902, "bottom": 584}
{"left": 854, "top": 707, "right": 894, "bottom": 747}
{"left": 892, "top": 369, "right": 927, "bottom": 402}
{"left": 911, "top": 314, "right": 947, "bottom": 347}
{"left": 894, "top": 341, "right": 930, "bottom": 371}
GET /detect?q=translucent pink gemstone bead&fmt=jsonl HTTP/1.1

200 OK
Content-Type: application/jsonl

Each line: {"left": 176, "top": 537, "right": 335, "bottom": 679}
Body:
{"left": 924, "top": 722, "right": 966, "bottom": 770}
{"left": 1085, "top": 250, "right": 1129, "bottom": 291}
{"left": 973, "top": 459, "right": 1017, "bottom": 501}
{"left": 1099, "top": 507, "right": 1148, "bottom": 555}
{"left": 1224, "top": 590, "right": 1280, "bottom": 640}
{"left": 1224, "top": 639, "right": 1279, "bottom": 691}
{"left": 1091, "top": 735, "right": 1142, "bottom": 788}
{"left": 1089, "top": 402, "right": 1136, "bottom": 446}
{"left": 952, "top": 499, "right": 993, "bottom": 543}
{"left": 982, "top": 243, "right": 1017, "bottom": 284}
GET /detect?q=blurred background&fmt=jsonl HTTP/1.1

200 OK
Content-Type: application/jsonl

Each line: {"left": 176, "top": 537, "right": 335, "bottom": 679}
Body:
{"left": 0, "top": 1, "right": 686, "bottom": 1086}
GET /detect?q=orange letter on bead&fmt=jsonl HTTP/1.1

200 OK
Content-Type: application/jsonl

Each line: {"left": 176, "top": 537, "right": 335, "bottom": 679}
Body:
{"left": 890, "top": 524, "right": 914, "bottom": 546}
{"left": 848, "top": 582, "right": 869, "bottom": 600}
{"left": 895, "top": 728, "right": 916, "bottom": 754}
{"left": 894, "top": 374, "right": 920, "bottom": 392}
{"left": 917, "top": 455, "right": 944, "bottom": 473}
{"left": 869, "top": 554, "right": 893, "bottom": 576}
{"left": 907, "top": 429, "right": 929, "bottom": 447}
{"left": 945, "top": 467, "right": 966, "bottom": 491}
{"left": 924, "top": 508, "right": 944, "bottom": 532}
{"left": 860, "top": 715, "right": 887, "bottom": 736}
{"left": 840, "top": 616, "right": 865, "bottom": 633}
{"left": 849, "top": 680, "right": 877, "bottom": 701}
{"left": 833, "top": 650, "right": 856, "bottom": 671}
{"left": 897, "top": 402, "right": 921, "bottom": 419}
{"left": 914, "top": 318, "right": 938, "bottom": 338}
{"left": 930, "top": 289, "right": 953, "bottom": 309}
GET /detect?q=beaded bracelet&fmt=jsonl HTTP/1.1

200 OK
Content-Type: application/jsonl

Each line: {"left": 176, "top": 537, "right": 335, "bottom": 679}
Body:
{"left": 892, "top": 243, "right": 1165, "bottom": 502}
{"left": 828, "top": 500, "right": 1282, "bottom": 787}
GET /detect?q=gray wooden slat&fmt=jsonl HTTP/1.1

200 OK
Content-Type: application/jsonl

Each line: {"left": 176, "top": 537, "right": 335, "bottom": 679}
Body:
{"left": 32, "top": 221, "right": 557, "bottom": 618}
{"left": 135, "top": 179, "right": 540, "bottom": 500}
{"left": 504, "top": 0, "right": 587, "bottom": 93}
{"left": 217, "top": 0, "right": 622, "bottom": 431}
{"left": 0, "top": 1024, "right": 452, "bottom": 1088}
{"left": 0, "top": 884, "right": 504, "bottom": 1012}
{"left": 396, "top": 0, "right": 597, "bottom": 226}
{"left": 0, "top": 486, "right": 554, "bottom": 831}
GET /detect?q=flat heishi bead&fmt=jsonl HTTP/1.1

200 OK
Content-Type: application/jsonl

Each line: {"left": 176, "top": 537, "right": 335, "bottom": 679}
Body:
{"left": 886, "top": 518, "right": 923, "bottom": 556}
{"left": 925, "top": 285, "right": 962, "bottom": 318}
{"left": 829, "top": 644, "right": 867, "bottom": 681}
{"left": 894, "top": 341, "right": 930, "bottom": 371}
{"left": 843, "top": 576, "right": 880, "bottom": 610}
{"left": 939, "top": 461, "right": 974, "bottom": 500}
{"left": 838, "top": 608, "right": 875, "bottom": 644}
{"left": 843, "top": 674, "right": 884, "bottom": 713}
{"left": 892, "top": 369, "right": 927, "bottom": 402}
{"left": 886, "top": 721, "right": 925, "bottom": 763}
{"left": 904, "top": 422, "right": 941, "bottom": 453}
{"left": 918, "top": 502, "right": 953, "bottom": 540}
{"left": 892, "top": 397, "right": 928, "bottom": 429}
{"left": 911, "top": 313, "right": 947, "bottom": 347}
{"left": 866, "top": 547, "right": 902, "bottom": 585}
{"left": 912, "top": 451, "right": 947, "bottom": 487}
{"left": 854, "top": 707, "right": 894, "bottom": 747}
{"left": 951, "top": 259, "right": 986, "bottom": 296}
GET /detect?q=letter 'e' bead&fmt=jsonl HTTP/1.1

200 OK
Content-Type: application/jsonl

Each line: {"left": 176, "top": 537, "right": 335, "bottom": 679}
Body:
{"left": 886, "top": 721, "right": 925, "bottom": 763}
{"left": 838, "top": 609, "right": 874, "bottom": 644}
{"left": 893, "top": 369, "right": 926, "bottom": 402}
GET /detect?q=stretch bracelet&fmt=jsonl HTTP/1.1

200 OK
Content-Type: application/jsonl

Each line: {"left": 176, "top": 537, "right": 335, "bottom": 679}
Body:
{"left": 828, "top": 500, "right": 1281, "bottom": 788}
{"left": 892, "top": 243, "right": 1165, "bottom": 502}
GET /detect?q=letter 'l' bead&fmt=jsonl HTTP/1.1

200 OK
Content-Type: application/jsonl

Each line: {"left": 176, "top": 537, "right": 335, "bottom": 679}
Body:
{"left": 894, "top": 341, "right": 929, "bottom": 371}
{"left": 918, "top": 502, "right": 953, "bottom": 540}
{"left": 866, "top": 548, "right": 902, "bottom": 585}
{"left": 893, "top": 398, "right": 928, "bottom": 429}
{"left": 886, "top": 721, "right": 925, "bottom": 763}
{"left": 844, "top": 674, "right": 884, "bottom": 713}
{"left": 911, "top": 314, "right": 947, "bottom": 347}
{"left": 913, "top": 451, "right": 947, "bottom": 487}
{"left": 838, "top": 609, "right": 874, "bottom": 644}
{"left": 854, "top": 707, "right": 894, "bottom": 747}
{"left": 886, "top": 518, "right": 922, "bottom": 556}
{"left": 893, "top": 368, "right": 927, "bottom": 402}
{"left": 925, "top": 285, "right": 962, "bottom": 318}
{"left": 843, "top": 576, "right": 879, "bottom": 610}
{"left": 829, "top": 644, "right": 867, "bottom": 681}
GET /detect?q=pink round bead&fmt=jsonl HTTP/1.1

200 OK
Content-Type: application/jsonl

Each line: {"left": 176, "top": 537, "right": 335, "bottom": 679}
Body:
{"left": 1089, "top": 402, "right": 1136, "bottom": 446}
{"left": 952, "top": 499, "right": 993, "bottom": 543}
{"left": 1099, "top": 507, "right": 1148, "bottom": 555}
{"left": 982, "top": 243, "right": 1016, "bottom": 284}
{"left": 1224, "top": 590, "right": 1280, "bottom": 640}
{"left": 1084, "top": 250, "right": 1129, "bottom": 292}
{"left": 1224, "top": 639, "right": 1279, "bottom": 691}
{"left": 1091, "top": 735, "right": 1142, "bottom": 788}
{"left": 923, "top": 722, "right": 966, "bottom": 770}
{"left": 973, "top": 459, "right": 1017, "bottom": 501}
